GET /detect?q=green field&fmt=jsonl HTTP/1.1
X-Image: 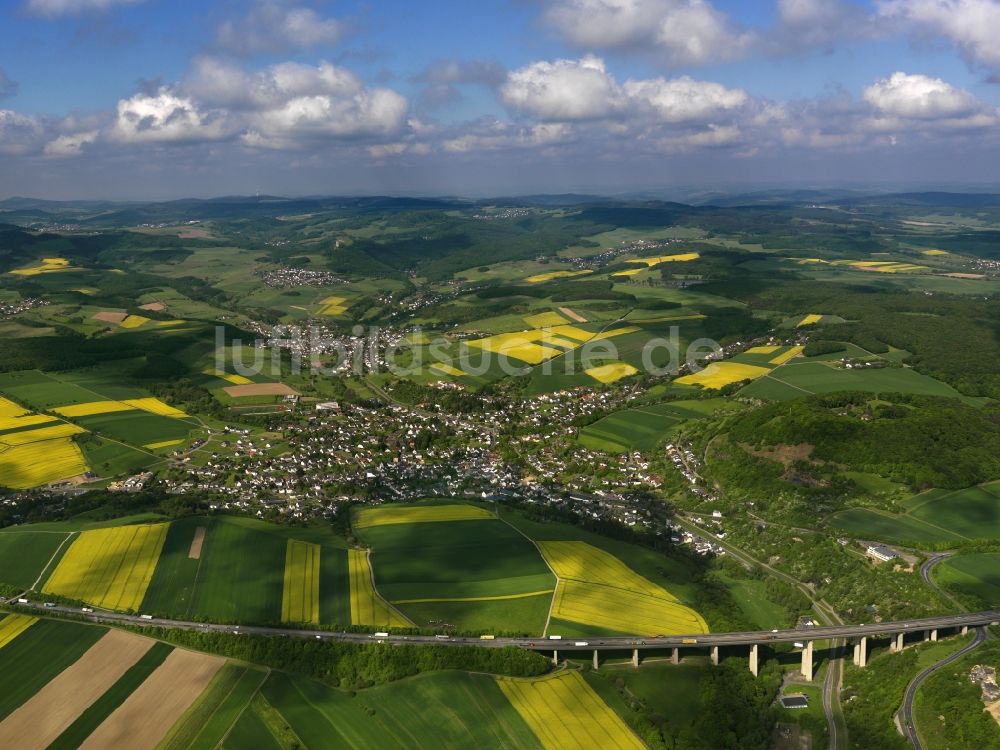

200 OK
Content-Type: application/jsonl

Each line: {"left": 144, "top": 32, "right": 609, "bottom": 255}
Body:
{"left": 160, "top": 664, "right": 268, "bottom": 750}
{"left": 933, "top": 553, "right": 1000, "bottom": 607}
{"left": 77, "top": 410, "right": 197, "bottom": 445}
{"left": 826, "top": 508, "right": 964, "bottom": 544}
{"left": 0, "top": 530, "right": 72, "bottom": 589}
{"left": 904, "top": 482, "right": 1000, "bottom": 539}
{"left": 579, "top": 398, "right": 738, "bottom": 452}
{"left": 741, "top": 361, "right": 988, "bottom": 406}
{"left": 829, "top": 481, "right": 1000, "bottom": 545}
{"left": 239, "top": 670, "right": 543, "bottom": 750}
{"left": 142, "top": 516, "right": 351, "bottom": 625}
{"left": 359, "top": 516, "right": 554, "bottom": 632}
{"left": 0, "top": 619, "right": 107, "bottom": 721}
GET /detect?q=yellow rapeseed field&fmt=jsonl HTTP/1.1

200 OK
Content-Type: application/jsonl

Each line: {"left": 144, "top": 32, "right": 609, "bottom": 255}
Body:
{"left": 120, "top": 315, "right": 150, "bottom": 329}
{"left": 120, "top": 398, "right": 188, "bottom": 418}
{"left": 584, "top": 362, "right": 638, "bottom": 384}
{"left": 523, "top": 311, "right": 568, "bottom": 328}
{"left": 53, "top": 401, "right": 136, "bottom": 418}
{"left": 354, "top": 503, "right": 495, "bottom": 529}
{"left": 769, "top": 345, "right": 805, "bottom": 365}
{"left": 625, "top": 252, "right": 700, "bottom": 267}
{"left": 539, "top": 541, "right": 707, "bottom": 635}
{"left": 43, "top": 523, "right": 169, "bottom": 611}
{"left": 610, "top": 267, "right": 644, "bottom": 277}
{"left": 674, "top": 361, "right": 770, "bottom": 389}
{"left": 0, "top": 438, "right": 89, "bottom": 488}
{"left": 9, "top": 257, "right": 72, "bottom": 276}
{"left": 0, "top": 413, "right": 56, "bottom": 431}
{"left": 0, "top": 615, "right": 38, "bottom": 649}
{"left": 347, "top": 549, "right": 411, "bottom": 627}
{"left": 0, "top": 397, "right": 29, "bottom": 420}
{"left": 497, "top": 671, "right": 645, "bottom": 750}
{"left": 525, "top": 269, "right": 593, "bottom": 283}
{"left": 745, "top": 345, "right": 780, "bottom": 354}
{"left": 143, "top": 439, "right": 184, "bottom": 450}
{"left": 922, "top": 249, "right": 948, "bottom": 256}
{"left": 0, "top": 422, "right": 85, "bottom": 445}
{"left": 318, "top": 296, "right": 348, "bottom": 315}
{"left": 201, "top": 368, "right": 253, "bottom": 385}
{"left": 429, "top": 363, "right": 466, "bottom": 377}
{"left": 281, "top": 540, "right": 321, "bottom": 624}
{"left": 796, "top": 314, "right": 823, "bottom": 327}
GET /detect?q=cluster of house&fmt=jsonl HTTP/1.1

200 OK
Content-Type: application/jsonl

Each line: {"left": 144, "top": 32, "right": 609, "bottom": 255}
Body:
{"left": 0, "top": 297, "right": 48, "bottom": 317}
{"left": 563, "top": 237, "right": 681, "bottom": 270}
{"left": 470, "top": 208, "right": 532, "bottom": 220}
{"left": 258, "top": 267, "right": 346, "bottom": 288}
{"left": 107, "top": 472, "right": 153, "bottom": 493}
{"left": 665, "top": 443, "right": 718, "bottom": 502}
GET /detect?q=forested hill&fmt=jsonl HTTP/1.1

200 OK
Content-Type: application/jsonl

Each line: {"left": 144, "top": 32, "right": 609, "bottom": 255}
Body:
{"left": 726, "top": 393, "right": 1000, "bottom": 490}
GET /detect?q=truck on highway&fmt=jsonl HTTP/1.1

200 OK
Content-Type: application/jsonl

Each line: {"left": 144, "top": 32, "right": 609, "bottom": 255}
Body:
{"left": 682, "top": 638, "right": 698, "bottom": 644}
{"left": 16, "top": 598, "right": 28, "bottom": 604}
{"left": 480, "top": 634, "right": 495, "bottom": 640}
{"left": 140, "top": 614, "right": 153, "bottom": 620}
{"left": 373, "top": 632, "right": 389, "bottom": 638}
{"left": 81, "top": 607, "right": 93, "bottom": 613}
{"left": 574, "top": 641, "right": 589, "bottom": 647}
{"left": 548, "top": 635, "right": 562, "bottom": 640}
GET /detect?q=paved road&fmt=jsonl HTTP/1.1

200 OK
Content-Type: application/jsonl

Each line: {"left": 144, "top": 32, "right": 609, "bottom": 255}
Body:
{"left": 898, "top": 626, "right": 988, "bottom": 750}
{"left": 920, "top": 552, "right": 969, "bottom": 613}
{"left": 822, "top": 640, "right": 847, "bottom": 750}
{"left": 9, "top": 601, "right": 999, "bottom": 651}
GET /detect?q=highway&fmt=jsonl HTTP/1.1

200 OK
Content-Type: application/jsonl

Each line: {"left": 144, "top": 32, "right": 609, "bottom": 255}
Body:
{"left": 897, "top": 626, "right": 988, "bottom": 750}
{"left": 8, "top": 600, "right": 999, "bottom": 651}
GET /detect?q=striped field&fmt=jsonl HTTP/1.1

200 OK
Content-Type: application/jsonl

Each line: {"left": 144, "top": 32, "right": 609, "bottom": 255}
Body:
{"left": 540, "top": 541, "right": 707, "bottom": 635}
{"left": 769, "top": 345, "right": 805, "bottom": 365}
{"left": 0, "top": 439, "right": 89, "bottom": 489}
{"left": 281, "top": 540, "right": 321, "bottom": 624}
{"left": 0, "top": 615, "right": 38, "bottom": 650}
{"left": 52, "top": 401, "right": 136, "bottom": 418}
{"left": 347, "top": 549, "right": 411, "bottom": 627}
{"left": 354, "top": 503, "right": 495, "bottom": 529}
{"left": 497, "top": 671, "right": 645, "bottom": 750}
{"left": 42, "top": 524, "right": 169, "bottom": 611}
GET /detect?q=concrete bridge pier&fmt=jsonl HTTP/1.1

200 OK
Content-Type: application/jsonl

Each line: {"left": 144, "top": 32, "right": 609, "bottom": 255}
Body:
{"left": 552, "top": 650, "right": 558, "bottom": 666}
{"left": 927, "top": 628, "right": 938, "bottom": 642}
{"left": 853, "top": 636, "right": 868, "bottom": 668}
{"left": 710, "top": 646, "right": 719, "bottom": 666}
{"left": 962, "top": 625, "right": 969, "bottom": 636}
{"left": 593, "top": 650, "right": 599, "bottom": 670}
{"left": 671, "top": 648, "right": 680, "bottom": 665}
{"left": 891, "top": 632, "right": 905, "bottom": 652}
{"left": 801, "top": 641, "right": 814, "bottom": 681}
{"left": 749, "top": 644, "right": 759, "bottom": 677}
{"left": 632, "top": 649, "right": 640, "bottom": 668}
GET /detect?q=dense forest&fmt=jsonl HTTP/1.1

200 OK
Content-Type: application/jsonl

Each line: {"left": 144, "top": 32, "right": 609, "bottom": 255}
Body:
{"left": 725, "top": 393, "right": 1000, "bottom": 489}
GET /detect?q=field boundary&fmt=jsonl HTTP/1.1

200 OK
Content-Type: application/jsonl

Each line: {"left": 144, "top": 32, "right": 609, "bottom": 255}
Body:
{"left": 496, "top": 514, "right": 560, "bottom": 637}
{"left": 30, "top": 531, "right": 76, "bottom": 592}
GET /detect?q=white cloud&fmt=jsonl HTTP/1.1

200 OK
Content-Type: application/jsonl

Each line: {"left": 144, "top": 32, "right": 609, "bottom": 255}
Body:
{"left": 624, "top": 76, "right": 748, "bottom": 122}
{"left": 0, "top": 110, "right": 44, "bottom": 155}
{"left": 181, "top": 58, "right": 409, "bottom": 149}
{"left": 501, "top": 56, "right": 625, "bottom": 121}
{"left": 111, "top": 88, "right": 229, "bottom": 143}
{"left": 24, "top": 0, "right": 143, "bottom": 17}
{"left": 863, "top": 71, "right": 981, "bottom": 118}
{"left": 216, "top": 1, "right": 346, "bottom": 56}
{"left": 878, "top": 0, "right": 1000, "bottom": 68}
{"left": 542, "top": 0, "right": 753, "bottom": 66}
{"left": 43, "top": 130, "right": 98, "bottom": 157}
{"left": 442, "top": 121, "right": 573, "bottom": 153}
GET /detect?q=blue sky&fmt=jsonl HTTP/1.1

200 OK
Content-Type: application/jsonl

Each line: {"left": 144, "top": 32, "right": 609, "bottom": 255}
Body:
{"left": 2, "top": 0, "right": 1000, "bottom": 199}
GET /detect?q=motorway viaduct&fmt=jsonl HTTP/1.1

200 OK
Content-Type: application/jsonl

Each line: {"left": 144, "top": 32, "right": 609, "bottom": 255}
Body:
{"left": 10, "top": 602, "right": 1000, "bottom": 683}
